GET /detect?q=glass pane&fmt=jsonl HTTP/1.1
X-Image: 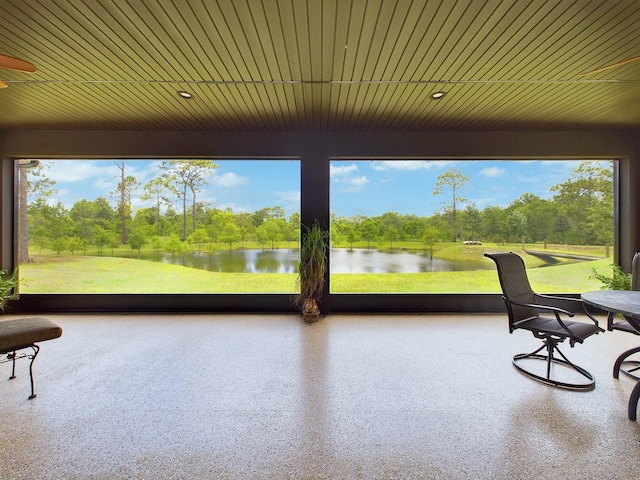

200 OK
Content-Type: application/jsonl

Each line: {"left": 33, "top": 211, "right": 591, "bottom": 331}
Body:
{"left": 18, "top": 159, "right": 300, "bottom": 293}
{"left": 330, "top": 159, "right": 615, "bottom": 293}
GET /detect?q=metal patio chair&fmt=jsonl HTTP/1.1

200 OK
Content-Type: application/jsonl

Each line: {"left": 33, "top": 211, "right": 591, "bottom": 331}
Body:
{"left": 485, "top": 252, "right": 603, "bottom": 390}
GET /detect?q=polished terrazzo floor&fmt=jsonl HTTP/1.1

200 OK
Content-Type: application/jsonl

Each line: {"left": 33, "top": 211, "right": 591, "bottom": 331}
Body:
{"left": 1, "top": 313, "right": 639, "bottom": 479}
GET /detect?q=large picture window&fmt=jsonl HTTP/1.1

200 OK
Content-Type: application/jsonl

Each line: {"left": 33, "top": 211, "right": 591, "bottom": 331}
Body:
{"left": 329, "top": 159, "right": 615, "bottom": 294}
{"left": 15, "top": 157, "right": 618, "bottom": 301}
{"left": 17, "top": 159, "right": 300, "bottom": 294}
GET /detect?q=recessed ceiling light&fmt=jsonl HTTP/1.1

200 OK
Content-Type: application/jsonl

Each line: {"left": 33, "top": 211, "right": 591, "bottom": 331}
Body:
{"left": 178, "top": 90, "right": 193, "bottom": 99}
{"left": 431, "top": 91, "right": 446, "bottom": 100}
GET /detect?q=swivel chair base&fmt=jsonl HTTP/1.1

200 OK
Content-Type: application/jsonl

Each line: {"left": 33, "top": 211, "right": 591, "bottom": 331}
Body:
{"left": 513, "top": 340, "right": 595, "bottom": 391}
{"left": 613, "top": 345, "right": 640, "bottom": 380}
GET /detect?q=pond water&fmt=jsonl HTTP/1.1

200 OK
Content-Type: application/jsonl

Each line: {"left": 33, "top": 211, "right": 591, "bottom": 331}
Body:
{"left": 142, "top": 249, "right": 299, "bottom": 273}
{"left": 140, "top": 248, "right": 492, "bottom": 274}
{"left": 329, "top": 248, "right": 488, "bottom": 273}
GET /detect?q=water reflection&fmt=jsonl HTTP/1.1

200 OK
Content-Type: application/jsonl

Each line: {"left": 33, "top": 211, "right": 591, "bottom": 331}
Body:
{"left": 330, "top": 248, "right": 488, "bottom": 273}
{"left": 139, "top": 248, "right": 492, "bottom": 274}
{"left": 141, "top": 249, "right": 299, "bottom": 273}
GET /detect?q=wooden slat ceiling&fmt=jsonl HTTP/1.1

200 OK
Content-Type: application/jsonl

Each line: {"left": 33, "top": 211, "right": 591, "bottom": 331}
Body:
{"left": 0, "top": 0, "right": 639, "bottom": 131}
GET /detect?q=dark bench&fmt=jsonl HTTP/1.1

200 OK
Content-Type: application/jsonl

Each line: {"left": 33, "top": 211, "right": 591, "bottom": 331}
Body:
{"left": 0, "top": 317, "right": 62, "bottom": 399}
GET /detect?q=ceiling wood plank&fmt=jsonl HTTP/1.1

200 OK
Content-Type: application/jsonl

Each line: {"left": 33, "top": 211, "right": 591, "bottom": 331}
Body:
{"left": 1, "top": 0, "right": 639, "bottom": 131}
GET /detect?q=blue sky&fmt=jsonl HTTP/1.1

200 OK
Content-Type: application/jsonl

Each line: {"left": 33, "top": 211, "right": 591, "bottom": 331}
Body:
{"left": 330, "top": 159, "right": 587, "bottom": 217}
{"left": 37, "top": 159, "right": 605, "bottom": 218}
{"left": 42, "top": 159, "right": 300, "bottom": 216}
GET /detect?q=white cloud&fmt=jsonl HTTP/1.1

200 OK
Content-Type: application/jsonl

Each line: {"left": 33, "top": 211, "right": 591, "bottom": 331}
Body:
{"left": 515, "top": 173, "right": 544, "bottom": 183}
{"left": 48, "top": 188, "right": 70, "bottom": 206}
{"left": 370, "top": 160, "right": 456, "bottom": 171}
{"left": 341, "top": 176, "right": 369, "bottom": 193}
{"left": 330, "top": 163, "right": 358, "bottom": 177}
{"left": 93, "top": 178, "right": 115, "bottom": 192}
{"left": 46, "top": 160, "right": 120, "bottom": 183}
{"left": 479, "top": 167, "right": 506, "bottom": 178}
{"left": 273, "top": 191, "right": 301, "bottom": 213}
{"left": 278, "top": 191, "right": 301, "bottom": 205}
{"left": 212, "top": 172, "right": 250, "bottom": 188}
{"left": 349, "top": 176, "right": 369, "bottom": 187}
{"left": 330, "top": 163, "right": 369, "bottom": 192}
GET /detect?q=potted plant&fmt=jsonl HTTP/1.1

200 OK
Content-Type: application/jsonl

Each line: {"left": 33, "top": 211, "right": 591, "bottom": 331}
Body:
{"left": 0, "top": 269, "right": 20, "bottom": 312}
{"left": 591, "top": 264, "right": 632, "bottom": 290}
{"left": 294, "top": 220, "right": 329, "bottom": 323}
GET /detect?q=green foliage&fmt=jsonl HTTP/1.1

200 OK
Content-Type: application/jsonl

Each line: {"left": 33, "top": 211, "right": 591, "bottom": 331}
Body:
{"left": 590, "top": 264, "right": 632, "bottom": 290}
{"left": 433, "top": 167, "right": 470, "bottom": 241}
{"left": 0, "top": 269, "right": 20, "bottom": 311}
{"left": 504, "top": 210, "right": 527, "bottom": 242}
{"left": 24, "top": 159, "right": 614, "bottom": 260}
{"left": 164, "top": 234, "right": 185, "bottom": 256}
{"left": 551, "top": 160, "right": 614, "bottom": 245}
{"left": 295, "top": 220, "right": 329, "bottom": 308}
{"left": 256, "top": 218, "right": 285, "bottom": 249}
{"left": 159, "top": 159, "right": 220, "bottom": 240}
{"left": 383, "top": 226, "right": 400, "bottom": 248}
{"left": 219, "top": 224, "right": 242, "bottom": 251}
{"left": 128, "top": 229, "right": 147, "bottom": 257}
{"left": 188, "top": 228, "right": 211, "bottom": 252}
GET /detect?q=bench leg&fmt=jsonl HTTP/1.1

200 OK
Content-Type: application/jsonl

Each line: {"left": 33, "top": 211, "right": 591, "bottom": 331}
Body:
{"left": 28, "top": 345, "right": 39, "bottom": 399}
{"left": 4, "top": 344, "right": 43, "bottom": 399}
{"left": 9, "top": 350, "right": 17, "bottom": 379}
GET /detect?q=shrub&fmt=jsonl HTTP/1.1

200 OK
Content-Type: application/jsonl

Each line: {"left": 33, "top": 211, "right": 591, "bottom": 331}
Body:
{"left": 591, "top": 264, "right": 632, "bottom": 290}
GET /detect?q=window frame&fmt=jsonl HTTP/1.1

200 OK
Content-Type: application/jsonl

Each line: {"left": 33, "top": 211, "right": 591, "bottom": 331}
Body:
{"left": 16, "top": 158, "right": 302, "bottom": 295}
{"left": 8, "top": 154, "right": 623, "bottom": 315}
{"left": 328, "top": 158, "right": 618, "bottom": 295}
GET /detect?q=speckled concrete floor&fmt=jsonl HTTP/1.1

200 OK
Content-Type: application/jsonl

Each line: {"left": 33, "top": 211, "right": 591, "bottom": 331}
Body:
{"left": 1, "top": 313, "right": 639, "bottom": 479}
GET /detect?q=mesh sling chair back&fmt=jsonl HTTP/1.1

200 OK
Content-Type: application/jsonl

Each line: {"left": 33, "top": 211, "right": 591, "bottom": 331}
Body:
{"left": 485, "top": 252, "right": 603, "bottom": 390}
{"left": 607, "top": 252, "right": 640, "bottom": 380}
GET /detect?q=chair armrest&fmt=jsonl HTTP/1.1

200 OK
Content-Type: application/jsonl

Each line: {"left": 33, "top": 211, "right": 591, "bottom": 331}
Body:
{"left": 504, "top": 297, "right": 574, "bottom": 317}
{"left": 535, "top": 293, "right": 601, "bottom": 329}
{"left": 504, "top": 297, "right": 577, "bottom": 339}
{"left": 536, "top": 293, "right": 581, "bottom": 303}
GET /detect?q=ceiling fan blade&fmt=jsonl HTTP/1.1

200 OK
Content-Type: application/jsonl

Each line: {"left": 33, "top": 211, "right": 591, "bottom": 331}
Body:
{"left": 0, "top": 80, "right": 7, "bottom": 89}
{"left": 0, "top": 54, "right": 37, "bottom": 73}
{"left": 581, "top": 55, "right": 640, "bottom": 76}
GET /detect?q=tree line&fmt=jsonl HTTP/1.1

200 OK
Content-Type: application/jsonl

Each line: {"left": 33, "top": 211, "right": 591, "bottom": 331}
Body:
{"left": 21, "top": 160, "right": 613, "bottom": 261}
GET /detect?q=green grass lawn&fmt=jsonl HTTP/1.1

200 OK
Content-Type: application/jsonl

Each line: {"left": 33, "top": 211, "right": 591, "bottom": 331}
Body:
{"left": 19, "top": 244, "right": 613, "bottom": 294}
{"left": 20, "top": 256, "right": 297, "bottom": 293}
{"left": 332, "top": 258, "right": 610, "bottom": 293}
